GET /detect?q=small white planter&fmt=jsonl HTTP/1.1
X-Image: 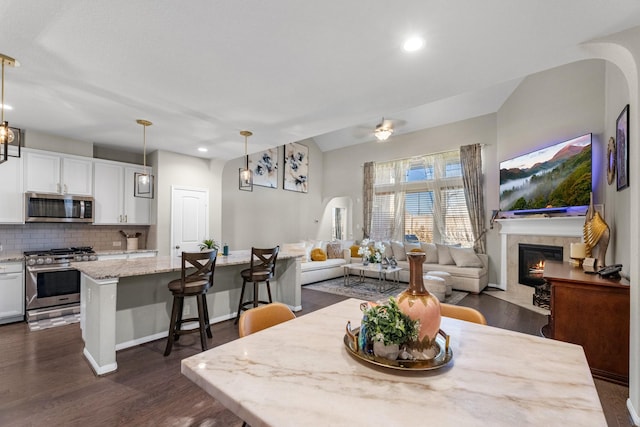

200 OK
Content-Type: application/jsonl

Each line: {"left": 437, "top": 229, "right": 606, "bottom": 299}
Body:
{"left": 373, "top": 340, "right": 400, "bottom": 360}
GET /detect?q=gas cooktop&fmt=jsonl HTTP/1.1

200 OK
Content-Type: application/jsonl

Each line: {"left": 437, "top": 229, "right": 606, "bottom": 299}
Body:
{"left": 24, "top": 246, "right": 97, "bottom": 266}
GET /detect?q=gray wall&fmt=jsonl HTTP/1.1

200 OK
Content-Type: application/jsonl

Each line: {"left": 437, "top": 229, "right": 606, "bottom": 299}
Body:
{"left": 220, "top": 139, "right": 324, "bottom": 251}
{"left": 603, "top": 61, "right": 631, "bottom": 271}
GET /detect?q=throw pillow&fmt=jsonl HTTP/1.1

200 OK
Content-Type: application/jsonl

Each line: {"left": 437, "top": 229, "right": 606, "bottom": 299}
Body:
{"left": 350, "top": 245, "right": 361, "bottom": 258}
{"left": 420, "top": 242, "right": 438, "bottom": 263}
{"left": 449, "top": 247, "right": 483, "bottom": 268}
{"left": 326, "top": 242, "right": 342, "bottom": 259}
{"left": 310, "top": 248, "right": 327, "bottom": 261}
{"left": 435, "top": 244, "right": 455, "bottom": 265}
{"left": 381, "top": 241, "right": 394, "bottom": 258}
{"left": 404, "top": 242, "right": 421, "bottom": 253}
{"left": 390, "top": 241, "right": 407, "bottom": 261}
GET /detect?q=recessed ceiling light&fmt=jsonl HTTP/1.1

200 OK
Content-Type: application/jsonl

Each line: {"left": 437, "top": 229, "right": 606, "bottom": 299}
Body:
{"left": 403, "top": 36, "right": 424, "bottom": 52}
{"left": 198, "top": 147, "right": 208, "bottom": 152}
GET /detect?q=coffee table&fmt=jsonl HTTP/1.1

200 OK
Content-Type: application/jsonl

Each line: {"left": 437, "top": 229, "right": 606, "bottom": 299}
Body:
{"left": 343, "top": 263, "right": 401, "bottom": 292}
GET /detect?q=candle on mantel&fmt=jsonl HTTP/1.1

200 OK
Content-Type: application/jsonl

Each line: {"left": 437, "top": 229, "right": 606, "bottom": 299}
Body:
{"left": 570, "top": 242, "right": 586, "bottom": 267}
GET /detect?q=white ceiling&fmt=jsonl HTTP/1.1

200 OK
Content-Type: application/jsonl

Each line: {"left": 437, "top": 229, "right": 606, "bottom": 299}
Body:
{"left": 2, "top": 1, "right": 640, "bottom": 160}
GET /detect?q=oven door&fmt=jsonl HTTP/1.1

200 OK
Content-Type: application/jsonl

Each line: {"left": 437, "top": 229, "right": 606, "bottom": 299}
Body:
{"left": 25, "top": 266, "right": 81, "bottom": 310}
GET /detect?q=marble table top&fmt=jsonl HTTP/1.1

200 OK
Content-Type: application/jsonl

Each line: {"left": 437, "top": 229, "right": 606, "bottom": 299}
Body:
{"left": 182, "top": 298, "right": 606, "bottom": 427}
{"left": 72, "top": 250, "right": 302, "bottom": 280}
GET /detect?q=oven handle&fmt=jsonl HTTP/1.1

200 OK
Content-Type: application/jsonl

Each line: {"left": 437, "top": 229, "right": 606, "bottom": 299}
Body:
{"left": 27, "top": 265, "right": 76, "bottom": 273}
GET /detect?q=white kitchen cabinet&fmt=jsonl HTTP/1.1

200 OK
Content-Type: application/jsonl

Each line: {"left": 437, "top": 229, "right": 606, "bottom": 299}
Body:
{"left": 93, "top": 160, "right": 151, "bottom": 225}
{"left": 25, "top": 149, "right": 93, "bottom": 195}
{"left": 0, "top": 261, "right": 25, "bottom": 325}
{"left": 0, "top": 150, "right": 24, "bottom": 223}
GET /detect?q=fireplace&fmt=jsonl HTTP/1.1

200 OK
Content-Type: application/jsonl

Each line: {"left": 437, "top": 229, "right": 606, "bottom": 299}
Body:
{"left": 518, "top": 243, "right": 563, "bottom": 286}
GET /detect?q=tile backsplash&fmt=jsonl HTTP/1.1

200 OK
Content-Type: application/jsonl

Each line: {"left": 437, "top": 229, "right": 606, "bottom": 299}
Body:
{"left": 0, "top": 223, "right": 151, "bottom": 254}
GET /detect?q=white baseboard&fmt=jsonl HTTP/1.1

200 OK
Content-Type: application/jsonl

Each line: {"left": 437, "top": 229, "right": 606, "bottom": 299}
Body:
{"left": 83, "top": 347, "right": 117, "bottom": 376}
{"left": 627, "top": 399, "right": 639, "bottom": 426}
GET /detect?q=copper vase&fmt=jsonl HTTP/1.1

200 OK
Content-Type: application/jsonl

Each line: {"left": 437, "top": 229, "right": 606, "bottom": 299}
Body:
{"left": 397, "top": 251, "right": 441, "bottom": 348}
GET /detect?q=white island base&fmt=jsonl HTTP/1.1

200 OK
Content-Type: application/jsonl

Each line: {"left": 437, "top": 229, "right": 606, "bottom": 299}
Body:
{"left": 75, "top": 252, "right": 302, "bottom": 375}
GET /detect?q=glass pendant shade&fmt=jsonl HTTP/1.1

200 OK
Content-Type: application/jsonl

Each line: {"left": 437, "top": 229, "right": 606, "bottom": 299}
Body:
{"left": 134, "top": 119, "right": 155, "bottom": 199}
{"left": 1, "top": 54, "right": 18, "bottom": 164}
{"left": 239, "top": 131, "right": 253, "bottom": 191}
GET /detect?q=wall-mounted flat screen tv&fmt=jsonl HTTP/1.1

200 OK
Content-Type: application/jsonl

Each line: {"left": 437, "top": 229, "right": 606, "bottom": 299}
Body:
{"left": 499, "top": 133, "right": 592, "bottom": 214}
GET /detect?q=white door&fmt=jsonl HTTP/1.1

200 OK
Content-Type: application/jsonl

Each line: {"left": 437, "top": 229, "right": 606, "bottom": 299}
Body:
{"left": 171, "top": 186, "right": 209, "bottom": 257}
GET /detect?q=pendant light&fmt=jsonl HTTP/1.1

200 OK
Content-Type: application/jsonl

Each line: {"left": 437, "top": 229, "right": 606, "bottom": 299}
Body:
{"left": 134, "top": 119, "right": 155, "bottom": 198}
{"left": 0, "top": 53, "right": 18, "bottom": 165}
{"left": 239, "top": 130, "right": 253, "bottom": 191}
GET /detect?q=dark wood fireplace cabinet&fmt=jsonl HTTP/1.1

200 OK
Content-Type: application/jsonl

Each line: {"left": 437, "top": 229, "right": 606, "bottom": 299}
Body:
{"left": 542, "top": 261, "right": 630, "bottom": 385}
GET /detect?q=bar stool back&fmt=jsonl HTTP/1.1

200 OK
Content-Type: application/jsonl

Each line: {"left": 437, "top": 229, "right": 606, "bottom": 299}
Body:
{"left": 234, "top": 246, "right": 279, "bottom": 324}
{"left": 164, "top": 249, "right": 218, "bottom": 356}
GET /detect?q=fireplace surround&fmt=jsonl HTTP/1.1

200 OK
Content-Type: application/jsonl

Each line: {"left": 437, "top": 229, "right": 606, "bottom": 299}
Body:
{"left": 496, "top": 217, "right": 584, "bottom": 290}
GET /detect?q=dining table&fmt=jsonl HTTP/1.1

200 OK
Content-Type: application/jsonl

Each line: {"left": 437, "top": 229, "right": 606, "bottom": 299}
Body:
{"left": 181, "top": 298, "right": 606, "bottom": 426}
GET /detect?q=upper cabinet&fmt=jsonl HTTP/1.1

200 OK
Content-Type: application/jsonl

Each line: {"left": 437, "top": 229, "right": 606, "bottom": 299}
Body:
{"left": 93, "top": 160, "right": 151, "bottom": 225}
{"left": 0, "top": 149, "right": 24, "bottom": 223}
{"left": 25, "top": 150, "right": 92, "bottom": 195}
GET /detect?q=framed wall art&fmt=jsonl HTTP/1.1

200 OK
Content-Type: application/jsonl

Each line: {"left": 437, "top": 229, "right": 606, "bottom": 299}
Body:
{"left": 283, "top": 142, "right": 308, "bottom": 193}
{"left": 248, "top": 147, "right": 278, "bottom": 188}
{"left": 616, "top": 104, "right": 629, "bottom": 191}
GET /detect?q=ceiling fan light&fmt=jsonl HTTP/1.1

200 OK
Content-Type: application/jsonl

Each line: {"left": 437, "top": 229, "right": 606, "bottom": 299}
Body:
{"left": 374, "top": 125, "right": 393, "bottom": 141}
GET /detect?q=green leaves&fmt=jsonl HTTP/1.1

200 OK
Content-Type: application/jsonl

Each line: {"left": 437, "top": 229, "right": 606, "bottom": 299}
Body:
{"left": 199, "top": 239, "right": 219, "bottom": 251}
{"left": 362, "top": 297, "right": 419, "bottom": 346}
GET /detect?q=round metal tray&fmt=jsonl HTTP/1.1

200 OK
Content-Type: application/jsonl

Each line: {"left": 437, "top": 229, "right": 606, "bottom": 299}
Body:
{"left": 343, "top": 324, "right": 453, "bottom": 371}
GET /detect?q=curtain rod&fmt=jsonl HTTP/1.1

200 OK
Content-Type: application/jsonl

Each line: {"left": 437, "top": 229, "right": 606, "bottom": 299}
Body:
{"left": 360, "top": 143, "right": 489, "bottom": 167}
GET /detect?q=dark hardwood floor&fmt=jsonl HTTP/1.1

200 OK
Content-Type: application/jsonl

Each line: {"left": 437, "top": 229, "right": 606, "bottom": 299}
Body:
{"left": 0, "top": 288, "right": 632, "bottom": 426}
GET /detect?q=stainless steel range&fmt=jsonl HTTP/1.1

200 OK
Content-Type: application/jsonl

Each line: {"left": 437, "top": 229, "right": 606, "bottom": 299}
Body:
{"left": 25, "top": 247, "right": 97, "bottom": 311}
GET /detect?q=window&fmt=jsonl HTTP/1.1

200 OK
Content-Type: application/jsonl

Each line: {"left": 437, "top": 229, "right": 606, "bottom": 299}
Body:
{"left": 369, "top": 151, "right": 473, "bottom": 246}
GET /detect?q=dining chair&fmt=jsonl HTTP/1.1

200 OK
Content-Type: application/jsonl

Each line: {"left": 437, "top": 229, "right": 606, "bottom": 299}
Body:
{"left": 234, "top": 246, "right": 279, "bottom": 324}
{"left": 238, "top": 302, "right": 296, "bottom": 337}
{"left": 440, "top": 303, "right": 487, "bottom": 325}
{"left": 164, "top": 249, "right": 218, "bottom": 356}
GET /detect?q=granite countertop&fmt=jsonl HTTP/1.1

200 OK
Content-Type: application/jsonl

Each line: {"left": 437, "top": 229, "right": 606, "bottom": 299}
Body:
{"left": 72, "top": 250, "right": 302, "bottom": 280}
{"left": 0, "top": 253, "right": 25, "bottom": 263}
{"left": 96, "top": 249, "right": 158, "bottom": 256}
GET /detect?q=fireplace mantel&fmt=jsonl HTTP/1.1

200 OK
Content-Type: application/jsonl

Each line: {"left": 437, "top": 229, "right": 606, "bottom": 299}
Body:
{"left": 495, "top": 217, "right": 584, "bottom": 290}
{"left": 496, "top": 216, "right": 584, "bottom": 237}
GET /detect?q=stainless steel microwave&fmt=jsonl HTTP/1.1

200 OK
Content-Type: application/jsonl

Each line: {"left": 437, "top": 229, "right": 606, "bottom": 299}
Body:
{"left": 25, "top": 193, "right": 94, "bottom": 223}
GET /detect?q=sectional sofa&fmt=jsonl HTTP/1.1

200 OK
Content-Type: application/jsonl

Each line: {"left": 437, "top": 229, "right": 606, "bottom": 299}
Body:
{"left": 285, "top": 240, "right": 489, "bottom": 293}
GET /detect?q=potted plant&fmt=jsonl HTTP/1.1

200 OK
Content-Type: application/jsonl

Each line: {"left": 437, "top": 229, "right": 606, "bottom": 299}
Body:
{"left": 199, "top": 239, "right": 219, "bottom": 251}
{"left": 361, "top": 297, "right": 420, "bottom": 360}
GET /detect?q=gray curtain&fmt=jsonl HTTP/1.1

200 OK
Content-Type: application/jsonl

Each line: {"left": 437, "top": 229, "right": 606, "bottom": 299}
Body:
{"left": 460, "top": 144, "right": 486, "bottom": 253}
{"left": 362, "top": 162, "right": 375, "bottom": 239}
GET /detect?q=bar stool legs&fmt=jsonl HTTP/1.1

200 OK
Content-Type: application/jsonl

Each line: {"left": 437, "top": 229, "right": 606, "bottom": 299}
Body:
{"left": 164, "top": 293, "right": 212, "bottom": 356}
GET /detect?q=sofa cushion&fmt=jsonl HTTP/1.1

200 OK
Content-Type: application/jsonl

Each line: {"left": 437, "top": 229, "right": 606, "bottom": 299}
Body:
{"left": 301, "top": 258, "right": 346, "bottom": 272}
{"left": 350, "top": 245, "right": 361, "bottom": 258}
{"left": 380, "top": 241, "right": 393, "bottom": 258}
{"left": 326, "top": 242, "right": 342, "bottom": 259}
{"left": 435, "top": 244, "right": 454, "bottom": 265}
{"left": 420, "top": 242, "right": 438, "bottom": 263}
{"left": 449, "top": 247, "right": 483, "bottom": 268}
{"left": 390, "top": 241, "right": 407, "bottom": 261}
{"left": 424, "top": 263, "right": 485, "bottom": 279}
{"left": 310, "top": 248, "right": 327, "bottom": 261}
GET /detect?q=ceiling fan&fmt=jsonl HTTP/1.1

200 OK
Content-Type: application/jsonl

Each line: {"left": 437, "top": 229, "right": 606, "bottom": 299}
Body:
{"left": 374, "top": 117, "right": 394, "bottom": 141}
{"left": 350, "top": 117, "right": 406, "bottom": 142}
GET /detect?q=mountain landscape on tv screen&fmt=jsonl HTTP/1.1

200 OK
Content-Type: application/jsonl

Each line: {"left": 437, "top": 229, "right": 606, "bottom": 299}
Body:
{"left": 499, "top": 137, "right": 592, "bottom": 211}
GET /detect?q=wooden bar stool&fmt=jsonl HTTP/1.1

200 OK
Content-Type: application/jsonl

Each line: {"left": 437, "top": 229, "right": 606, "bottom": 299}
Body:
{"left": 234, "top": 246, "right": 279, "bottom": 324}
{"left": 164, "top": 249, "right": 218, "bottom": 356}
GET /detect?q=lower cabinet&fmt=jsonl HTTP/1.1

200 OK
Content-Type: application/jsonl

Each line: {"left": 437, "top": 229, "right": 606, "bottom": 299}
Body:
{"left": 0, "top": 262, "right": 25, "bottom": 325}
{"left": 543, "top": 261, "right": 630, "bottom": 385}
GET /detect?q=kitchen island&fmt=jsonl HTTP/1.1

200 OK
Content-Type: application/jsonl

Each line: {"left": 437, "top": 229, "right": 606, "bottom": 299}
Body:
{"left": 73, "top": 250, "right": 302, "bottom": 375}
